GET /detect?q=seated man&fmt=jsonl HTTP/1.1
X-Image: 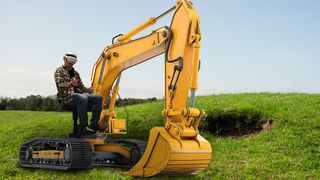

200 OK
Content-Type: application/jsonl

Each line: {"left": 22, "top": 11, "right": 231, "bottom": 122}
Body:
{"left": 54, "top": 52, "right": 102, "bottom": 134}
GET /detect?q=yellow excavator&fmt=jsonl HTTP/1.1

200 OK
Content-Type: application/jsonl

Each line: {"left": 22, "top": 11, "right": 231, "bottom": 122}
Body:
{"left": 19, "top": 0, "right": 211, "bottom": 177}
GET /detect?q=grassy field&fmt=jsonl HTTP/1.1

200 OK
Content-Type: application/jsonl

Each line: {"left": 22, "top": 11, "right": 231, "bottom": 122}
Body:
{"left": 0, "top": 93, "right": 319, "bottom": 179}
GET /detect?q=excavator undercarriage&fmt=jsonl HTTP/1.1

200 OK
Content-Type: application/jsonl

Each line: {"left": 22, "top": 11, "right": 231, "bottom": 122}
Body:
{"left": 20, "top": 135, "right": 147, "bottom": 170}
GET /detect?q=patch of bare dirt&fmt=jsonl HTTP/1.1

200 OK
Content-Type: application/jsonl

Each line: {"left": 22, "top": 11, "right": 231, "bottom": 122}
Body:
{"left": 203, "top": 109, "right": 274, "bottom": 138}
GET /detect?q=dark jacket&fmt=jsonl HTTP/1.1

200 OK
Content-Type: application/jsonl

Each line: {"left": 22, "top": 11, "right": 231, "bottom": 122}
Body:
{"left": 54, "top": 65, "right": 89, "bottom": 104}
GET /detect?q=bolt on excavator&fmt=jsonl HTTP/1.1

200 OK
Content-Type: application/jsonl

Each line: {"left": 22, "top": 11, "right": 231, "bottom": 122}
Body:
{"left": 19, "top": 0, "right": 212, "bottom": 177}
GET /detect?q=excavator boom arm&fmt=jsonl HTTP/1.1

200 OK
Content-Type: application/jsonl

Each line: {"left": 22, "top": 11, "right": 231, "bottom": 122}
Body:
{"left": 91, "top": 27, "right": 169, "bottom": 106}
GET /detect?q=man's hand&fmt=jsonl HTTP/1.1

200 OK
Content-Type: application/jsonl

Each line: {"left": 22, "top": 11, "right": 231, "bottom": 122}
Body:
{"left": 70, "top": 77, "right": 78, "bottom": 87}
{"left": 88, "top": 87, "right": 94, "bottom": 94}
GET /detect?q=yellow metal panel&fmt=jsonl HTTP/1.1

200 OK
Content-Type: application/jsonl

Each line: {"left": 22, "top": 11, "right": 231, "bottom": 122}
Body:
{"left": 32, "top": 150, "right": 64, "bottom": 159}
{"left": 82, "top": 138, "right": 105, "bottom": 145}
{"left": 112, "top": 119, "right": 126, "bottom": 129}
{"left": 94, "top": 144, "right": 130, "bottom": 159}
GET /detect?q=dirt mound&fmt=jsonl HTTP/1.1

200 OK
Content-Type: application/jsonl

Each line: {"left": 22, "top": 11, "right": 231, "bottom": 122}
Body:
{"left": 203, "top": 109, "right": 274, "bottom": 138}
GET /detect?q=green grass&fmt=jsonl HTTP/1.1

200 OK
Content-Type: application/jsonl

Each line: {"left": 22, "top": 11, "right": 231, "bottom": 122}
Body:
{"left": 0, "top": 93, "right": 319, "bottom": 179}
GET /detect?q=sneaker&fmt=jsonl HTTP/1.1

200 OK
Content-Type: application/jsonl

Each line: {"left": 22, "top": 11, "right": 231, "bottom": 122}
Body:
{"left": 86, "top": 126, "right": 96, "bottom": 133}
{"left": 77, "top": 127, "right": 95, "bottom": 135}
{"left": 89, "top": 124, "right": 104, "bottom": 132}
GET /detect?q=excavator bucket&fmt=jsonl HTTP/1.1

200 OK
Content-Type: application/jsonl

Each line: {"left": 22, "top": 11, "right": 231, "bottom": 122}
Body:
{"left": 126, "top": 127, "right": 212, "bottom": 177}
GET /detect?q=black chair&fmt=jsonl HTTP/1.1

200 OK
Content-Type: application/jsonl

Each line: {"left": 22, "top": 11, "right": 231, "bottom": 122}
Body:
{"left": 55, "top": 84, "right": 79, "bottom": 135}
{"left": 59, "top": 102, "right": 79, "bottom": 135}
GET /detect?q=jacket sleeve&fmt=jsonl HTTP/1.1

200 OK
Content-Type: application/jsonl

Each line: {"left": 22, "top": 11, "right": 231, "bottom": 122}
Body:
{"left": 54, "top": 67, "right": 74, "bottom": 104}
{"left": 75, "top": 72, "right": 89, "bottom": 93}
{"left": 54, "top": 68, "right": 70, "bottom": 88}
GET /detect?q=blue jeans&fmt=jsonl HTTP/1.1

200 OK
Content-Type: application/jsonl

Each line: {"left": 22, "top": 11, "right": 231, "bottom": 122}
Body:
{"left": 68, "top": 93, "right": 103, "bottom": 128}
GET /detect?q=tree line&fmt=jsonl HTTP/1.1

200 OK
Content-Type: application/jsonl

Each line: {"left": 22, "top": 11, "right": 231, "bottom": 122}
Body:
{"left": 0, "top": 95, "right": 158, "bottom": 111}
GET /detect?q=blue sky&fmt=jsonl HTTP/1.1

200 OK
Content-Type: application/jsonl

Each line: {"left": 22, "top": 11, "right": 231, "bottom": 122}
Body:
{"left": 0, "top": 0, "right": 319, "bottom": 98}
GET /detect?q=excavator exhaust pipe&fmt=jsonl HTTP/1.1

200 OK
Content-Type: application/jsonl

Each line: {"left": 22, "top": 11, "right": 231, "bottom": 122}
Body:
{"left": 126, "top": 127, "right": 212, "bottom": 177}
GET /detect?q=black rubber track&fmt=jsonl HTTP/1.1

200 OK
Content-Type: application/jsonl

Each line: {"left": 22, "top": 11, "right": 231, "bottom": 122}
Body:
{"left": 20, "top": 137, "right": 147, "bottom": 170}
{"left": 19, "top": 137, "right": 93, "bottom": 170}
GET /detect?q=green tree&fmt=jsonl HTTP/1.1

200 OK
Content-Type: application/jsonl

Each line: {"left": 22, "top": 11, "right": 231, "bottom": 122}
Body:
{"left": 0, "top": 96, "right": 10, "bottom": 110}
{"left": 25, "top": 95, "right": 43, "bottom": 111}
